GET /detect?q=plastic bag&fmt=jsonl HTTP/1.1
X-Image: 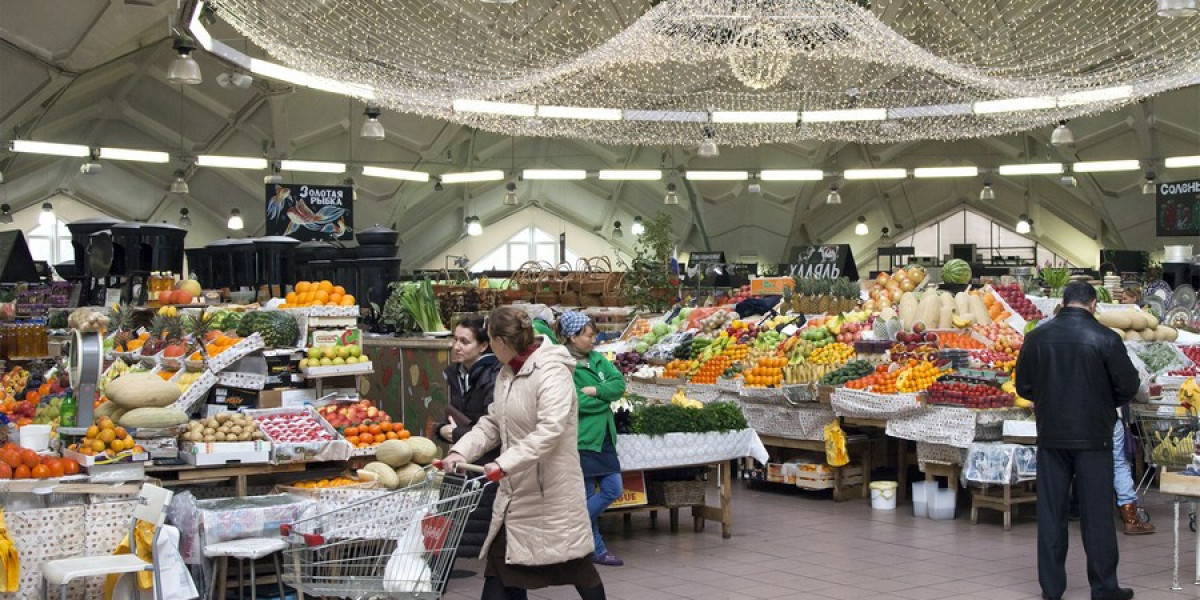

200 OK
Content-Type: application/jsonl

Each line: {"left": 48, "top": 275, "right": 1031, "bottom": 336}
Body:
{"left": 383, "top": 511, "right": 433, "bottom": 594}
{"left": 823, "top": 420, "right": 849, "bottom": 467}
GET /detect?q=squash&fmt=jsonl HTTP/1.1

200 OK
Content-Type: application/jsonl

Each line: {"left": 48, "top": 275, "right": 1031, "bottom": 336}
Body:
{"left": 1127, "top": 311, "right": 1148, "bottom": 331}
{"left": 1123, "top": 330, "right": 1142, "bottom": 342}
{"left": 104, "top": 374, "right": 181, "bottom": 409}
{"left": 954, "top": 292, "right": 971, "bottom": 316}
{"left": 938, "top": 306, "right": 954, "bottom": 330}
{"left": 119, "top": 407, "right": 189, "bottom": 429}
{"left": 360, "top": 462, "right": 401, "bottom": 489}
{"left": 394, "top": 463, "right": 428, "bottom": 487}
{"left": 1097, "top": 311, "right": 1133, "bottom": 330}
{"left": 1145, "top": 313, "right": 1160, "bottom": 329}
{"left": 968, "top": 295, "right": 991, "bottom": 325}
{"left": 376, "top": 440, "right": 413, "bottom": 468}
{"left": 407, "top": 436, "right": 439, "bottom": 465}
{"left": 1160, "top": 326, "right": 1179, "bottom": 342}
{"left": 95, "top": 401, "right": 119, "bottom": 420}
{"left": 898, "top": 293, "right": 920, "bottom": 329}
{"left": 1139, "top": 329, "right": 1156, "bottom": 341}
{"left": 919, "top": 294, "right": 941, "bottom": 330}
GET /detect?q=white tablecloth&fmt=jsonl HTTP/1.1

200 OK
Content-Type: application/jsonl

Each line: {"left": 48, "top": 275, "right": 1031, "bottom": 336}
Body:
{"left": 617, "top": 428, "right": 769, "bottom": 470}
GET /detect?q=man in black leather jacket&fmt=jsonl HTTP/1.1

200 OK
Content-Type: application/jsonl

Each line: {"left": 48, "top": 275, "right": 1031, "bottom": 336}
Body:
{"left": 1015, "top": 281, "right": 1140, "bottom": 600}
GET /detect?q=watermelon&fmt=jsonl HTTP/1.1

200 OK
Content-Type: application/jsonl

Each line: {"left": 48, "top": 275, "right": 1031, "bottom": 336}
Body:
{"left": 941, "top": 259, "right": 972, "bottom": 285}
{"left": 1095, "top": 286, "right": 1112, "bottom": 304}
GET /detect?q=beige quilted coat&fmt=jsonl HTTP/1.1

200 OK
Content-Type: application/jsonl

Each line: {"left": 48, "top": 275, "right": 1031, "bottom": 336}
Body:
{"left": 451, "top": 340, "right": 595, "bottom": 565}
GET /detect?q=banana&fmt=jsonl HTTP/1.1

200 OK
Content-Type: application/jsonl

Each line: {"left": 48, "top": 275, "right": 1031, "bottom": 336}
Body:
{"left": 951, "top": 313, "right": 974, "bottom": 329}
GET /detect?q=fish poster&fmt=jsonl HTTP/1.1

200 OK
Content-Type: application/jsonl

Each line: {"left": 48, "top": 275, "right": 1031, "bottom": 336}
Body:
{"left": 264, "top": 183, "right": 354, "bottom": 241}
{"left": 1157, "top": 179, "right": 1200, "bottom": 237}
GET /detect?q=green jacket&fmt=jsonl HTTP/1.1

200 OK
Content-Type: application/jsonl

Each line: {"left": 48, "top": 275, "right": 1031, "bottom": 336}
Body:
{"left": 533, "top": 319, "right": 558, "bottom": 344}
{"left": 573, "top": 351, "right": 625, "bottom": 453}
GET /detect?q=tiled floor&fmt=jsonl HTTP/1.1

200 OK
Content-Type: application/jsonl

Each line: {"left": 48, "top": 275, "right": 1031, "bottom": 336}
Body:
{"left": 440, "top": 482, "right": 1200, "bottom": 600}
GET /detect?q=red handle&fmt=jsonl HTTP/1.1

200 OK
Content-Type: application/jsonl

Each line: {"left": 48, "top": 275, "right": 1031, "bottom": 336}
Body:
{"left": 433, "top": 459, "right": 503, "bottom": 481}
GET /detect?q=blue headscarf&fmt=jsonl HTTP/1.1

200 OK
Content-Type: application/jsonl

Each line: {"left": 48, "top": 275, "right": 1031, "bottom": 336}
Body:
{"left": 558, "top": 311, "right": 592, "bottom": 339}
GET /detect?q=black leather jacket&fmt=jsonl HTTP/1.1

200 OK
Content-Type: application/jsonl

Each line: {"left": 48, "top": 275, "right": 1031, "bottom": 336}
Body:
{"left": 1015, "top": 306, "right": 1140, "bottom": 449}
{"left": 441, "top": 354, "right": 502, "bottom": 462}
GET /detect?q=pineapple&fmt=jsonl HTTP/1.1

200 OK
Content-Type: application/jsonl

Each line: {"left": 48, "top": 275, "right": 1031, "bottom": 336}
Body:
{"left": 109, "top": 303, "right": 135, "bottom": 351}
{"left": 144, "top": 313, "right": 183, "bottom": 355}
{"left": 184, "top": 310, "right": 213, "bottom": 360}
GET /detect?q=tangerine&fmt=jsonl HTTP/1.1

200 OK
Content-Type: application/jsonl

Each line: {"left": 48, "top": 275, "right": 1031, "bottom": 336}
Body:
{"left": 295, "top": 281, "right": 312, "bottom": 293}
{"left": 0, "top": 450, "right": 20, "bottom": 469}
{"left": 31, "top": 464, "right": 49, "bottom": 479}
{"left": 91, "top": 439, "right": 107, "bottom": 453}
{"left": 63, "top": 461, "right": 80, "bottom": 475}
{"left": 13, "top": 465, "right": 30, "bottom": 479}
{"left": 318, "top": 280, "right": 333, "bottom": 293}
{"left": 20, "top": 449, "right": 38, "bottom": 469}
{"left": 0, "top": 463, "right": 11, "bottom": 479}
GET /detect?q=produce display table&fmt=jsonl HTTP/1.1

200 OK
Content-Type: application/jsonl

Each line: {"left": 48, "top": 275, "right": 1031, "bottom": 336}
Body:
{"left": 613, "top": 429, "right": 769, "bottom": 538}
{"left": 146, "top": 457, "right": 374, "bottom": 497}
{"left": 1158, "top": 472, "right": 1200, "bottom": 590}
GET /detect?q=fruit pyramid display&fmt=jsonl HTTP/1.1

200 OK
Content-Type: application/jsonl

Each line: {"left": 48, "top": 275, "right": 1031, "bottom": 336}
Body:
{"left": 0, "top": 443, "right": 80, "bottom": 479}
{"left": 66, "top": 417, "right": 142, "bottom": 458}
{"left": 300, "top": 344, "right": 367, "bottom": 369}
{"left": 282, "top": 280, "right": 356, "bottom": 308}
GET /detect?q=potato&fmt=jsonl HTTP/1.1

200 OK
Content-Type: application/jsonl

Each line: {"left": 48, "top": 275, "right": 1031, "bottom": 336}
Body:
{"left": 203, "top": 435, "right": 216, "bottom": 443}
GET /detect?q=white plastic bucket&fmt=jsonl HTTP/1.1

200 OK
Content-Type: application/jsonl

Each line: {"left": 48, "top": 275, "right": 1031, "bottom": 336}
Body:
{"left": 19, "top": 424, "right": 50, "bottom": 452}
{"left": 911, "top": 481, "right": 931, "bottom": 517}
{"left": 930, "top": 488, "right": 957, "bottom": 520}
{"left": 869, "top": 481, "right": 898, "bottom": 510}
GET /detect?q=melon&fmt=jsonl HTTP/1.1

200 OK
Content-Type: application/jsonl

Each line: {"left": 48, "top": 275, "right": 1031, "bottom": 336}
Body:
{"left": 105, "top": 374, "right": 182, "bottom": 409}
{"left": 376, "top": 439, "right": 413, "bottom": 468}
{"left": 1145, "top": 313, "right": 1160, "bottom": 329}
{"left": 1097, "top": 311, "right": 1133, "bottom": 330}
{"left": 898, "top": 293, "right": 920, "bottom": 328}
{"left": 941, "top": 259, "right": 972, "bottom": 285}
{"left": 406, "top": 436, "right": 439, "bottom": 465}
{"left": 1160, "top": 326, "right": 1179, "bottom": 342}
{"left": 969, "top": 295, "right": 991, "bottom": 325}
{"left": 394, "top": 463, "right": 428, "bottom": 487}
{"left": 1127, "top": 311, "right": 1148, "bottom": 331}
{"left": 119, "top": 407, "right": 189, "bottom": 429}
{"left": 360, "top": 462, "right": 401, "bottom": 489}
{"left": 1123, "top": 330, "right": 1142, "bottom": 342}
{"left": 954, "top": 292, "right": 971, "bottom": 315}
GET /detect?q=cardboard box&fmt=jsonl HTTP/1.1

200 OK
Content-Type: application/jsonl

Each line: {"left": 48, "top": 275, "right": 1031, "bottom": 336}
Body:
{"left": 180, "top": 441, "right": 271, "bottom": 466}
{"left": 258, "top": 388, "right": 317, "bottom": 410}
{"left": 264, "top": 353, "right": 300, "bottom": 389}
{"left": 308, "top": 328, "right": 361, "bottom": 348}
{"left": 210, "top": 386, "right": 260, "bottom": 409}
{"left": 750, "top": 277, "right": 794, "bottom": 295}
{"left": 609, "top": 471, "right": 648, "bottom": 508}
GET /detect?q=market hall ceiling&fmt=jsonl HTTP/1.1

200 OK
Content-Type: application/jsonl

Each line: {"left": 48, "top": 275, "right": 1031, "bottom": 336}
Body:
{"left": 0, "top": 0, "right": 1198, "bottom": 268}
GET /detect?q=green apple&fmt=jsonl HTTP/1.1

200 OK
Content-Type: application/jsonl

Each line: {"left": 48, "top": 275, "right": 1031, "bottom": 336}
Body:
{"left": 345, "top": 356, "right": 358, "bottom": 365}
{"left": 349, "top": 345, "right": 361, "bottom": 358}
{"left": 322, "top": 346, "right": 337, "bottom": 359}
{"left": 299, "top": 358, "right": 310, "bottom": 369}
{"left": 307, "top": 347, "right": 323, "bottom": 360}
{"left": 319, "top": 357, "right": 334, "bottom": 366}
{"left": 336, "top": 346, "right": 351, "bottom": 359}
{"left": 332, "top": 357, "right": 346, "bottom": 366}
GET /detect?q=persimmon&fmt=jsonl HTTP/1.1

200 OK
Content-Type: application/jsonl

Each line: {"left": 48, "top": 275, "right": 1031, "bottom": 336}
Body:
{"left": 0, "top": 463, "right": 11, "bottom": 479}
{"left": 31, "top": 464, "right": 49, "bottom": 479}
{"left": 20, "top": 449, "right": 38, "bottom": 469}
{"left": 63, "top": 460, "right": 80, "bottom": 475}
{"left": 13, "top": 465, "right": 30, "bottom": 479}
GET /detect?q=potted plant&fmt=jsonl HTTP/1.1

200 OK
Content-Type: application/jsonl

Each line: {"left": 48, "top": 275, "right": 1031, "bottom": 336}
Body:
{"left": 616, "top": 213, "right": 679, "bottom": 312}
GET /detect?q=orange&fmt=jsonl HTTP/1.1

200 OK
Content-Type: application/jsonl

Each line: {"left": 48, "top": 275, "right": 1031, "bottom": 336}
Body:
{"left": 398, "top": 430, "right": 410, "bottom": 440}
{"left": 286, "top": 292, "right": 298, "bottom": 304}
{"left": 341, "top": 295, "right": 355, "bottom": 306}
{"left": 98, "top": 417, "right": 114, "bottom": 430}
{"left": 346, "top": 436, "right": 359, "bottom": 445}
{"left": 386, "top": 431, "right": 399, "bottom": 440}
{"left": 31, "top": 464, "right": 49, "bottom": 479}
{"left": 345, "top": 427, "right": 359, "bottom": 437}
{"left": 368, "top": 424, "right": 382, "bottom": 436}
{"left": 0, "top": 450, "right": 19, "bottom": 469}
{"left": 13, "top": 465, "right": 30, "bottom": 479}
{"left": 20, "top": 449, "right": 38, "bottom": 469}
{"left": 329, "top": 293, "right": 343, "bottom": 305}
{"left": 359, "top": 433, "right": 374, "bottom": 444}
{"left": 314, "top": 290, "right": 329, "bottom": 303}
{"left": 318, "top": 280, "right": 333, "bottom": 293}
{"left": 91, "top": 439, "right": 107, "bottom": 453}
{"left": 0, "top": 464, "right": 10, "bottom": 479}
{"left": 295, "top": 281, "right": 312, "bottom": 293}
{"left": 63, "top": 460, "right": 79, "bottom": 475}
{"left": 114, "top": 427, "right": 127, "bottom": 439}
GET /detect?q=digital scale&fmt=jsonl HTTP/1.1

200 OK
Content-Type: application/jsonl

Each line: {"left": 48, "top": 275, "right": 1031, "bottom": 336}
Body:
{"left": 61, "top": 329, "right": 102, "bottom": 435}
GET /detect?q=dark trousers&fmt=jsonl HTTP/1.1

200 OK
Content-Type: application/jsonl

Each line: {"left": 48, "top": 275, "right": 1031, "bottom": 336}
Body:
{"left": 1037, "top": 447, "right": 1120, "bottom": 599}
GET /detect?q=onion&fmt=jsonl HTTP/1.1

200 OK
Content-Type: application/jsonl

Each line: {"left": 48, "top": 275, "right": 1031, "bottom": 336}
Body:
{"left": 900, "top": 280, "right": 915, "bottom": 292}
{"left": 876, "top": 272, "right": 891, "bottom": 286}
{"left": 894, "top": 268, "right": 908, "bottom": 282}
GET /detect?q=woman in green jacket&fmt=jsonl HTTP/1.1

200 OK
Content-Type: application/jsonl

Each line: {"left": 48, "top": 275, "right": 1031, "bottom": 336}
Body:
{"left": 557, "top": 311, "right": 626, "bottom": 566}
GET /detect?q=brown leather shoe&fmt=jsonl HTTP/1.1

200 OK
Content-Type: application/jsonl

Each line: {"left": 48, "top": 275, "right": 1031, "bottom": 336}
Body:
{"left": 1120, "top": 503, "right": 1155, "bottom": 535}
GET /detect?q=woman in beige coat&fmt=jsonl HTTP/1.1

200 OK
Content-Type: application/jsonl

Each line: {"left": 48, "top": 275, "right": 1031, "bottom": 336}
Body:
{"left": 443, "top": 306, "right": 607, "bottom": 600}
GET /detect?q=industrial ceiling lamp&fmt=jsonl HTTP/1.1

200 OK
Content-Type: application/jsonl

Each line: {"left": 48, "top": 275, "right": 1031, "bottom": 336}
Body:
{"left": 170, "top": 170, "right": 189, "bottom": 194}
{"left": 612, "top": 220, "right": 623, "bottom": 239}
{"left": 360, "top": 107, "right": 385, "bottom": 140}
{"left": 664, "top": 182, "right": 679, "bottom": 205}
{"left": 1060, "top": 165, "right": 1078, "bottom": 187}
{"left": 825, "top": 184, "right": 842, "bottom": 205}
{"left": 880, "top": 226, "right": 891, "bottom": 240}
{"left": 854, "top": 215, "right": 868, "bottom": 236}
{"left": 39, "top": 202, "right": 56, "bottom": 227}
{"left": 166, "top": 35, "right": 202, "bottom": 85}
{"left": 1050, "top": 120, "right": 1074, "bottom": 146}
{"left": 631, "top": 215, "right": 645, "bottom": 235}
{"left": 466, "top": 216, "right": 483, "bottom": 236}
{"left": 979, "top": 180, "right": 996, "bottom": 201}
{"left": 1159, "top": 0, "right": 1199, "bottom": 17}
{"left": 216, "top": 72, "right": 253, "bottom": 88}
{"left": 1016, "top": 214, "right": 1033, "bottom": 234}
{"left": 434, "top": 180, "right": 444, "bottom": 192}
{"left": 503, "top": 181, "right": 518, "bottom": 206}
{"left": 0, "top": 204, "right": 12, "bottom": 225}
{"left": 179, "top": 207, "right": 191, "bottom": 227}
{"left": 80, "top": 151, "right": 102, "bottom": 175}
{"left": 697, "top": 126, "right": 719, "bottom": 158}
{"left": 264, "top": 162, "right": 284, "bottom": 184}
{"left": 228, "top": 208, "right": 244, "bottom": 230}
{"left": 1142, "top": 171, "right": 1158, "bottom": 195}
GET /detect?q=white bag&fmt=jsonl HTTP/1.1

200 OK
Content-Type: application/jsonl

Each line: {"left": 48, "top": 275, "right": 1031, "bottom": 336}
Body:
{"left": 382, "top": 511, "right": 433, "bottom": 594}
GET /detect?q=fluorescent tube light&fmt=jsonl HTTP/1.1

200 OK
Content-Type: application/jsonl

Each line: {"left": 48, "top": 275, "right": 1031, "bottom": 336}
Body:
{"left": 280, "top": 160, "right": 346, "bottom": 174}
{"left": 598, "top": 170, "right": 662, "bottom": 181}
{"left": 759, "top": 170, "right": 824, "bottom": 181}
{"left": 711, "top": 111, "right": 798, "bottom": 124}
{"left": 452, "top": 99, "right": 537, "bottom": 117}
{"left": 1166, "top": 155, "right": 1200, "bottom": 168}
{"left": 913, "top": 166, "right": 979, "bottom": 178}
{"left": 197, "top": 155, "right": 269, "bottom": 169}
{"left": 440, "top": 170, "right": 506, "bottom": 184}
{"left": 973, "top": 97, "right": 1057, "bottom": 114}
{"left": 362, "top": 166, "right": 430, "bottom": 182}
{"left": 1073, "top": 160, "right": 1140, "bottom": 173}
{"left": 684, "top": 171, "right": 749, "bottom": 181}
{"left": 249, "top": 58, "right": 376, "bottom": 100}
{"left": 801, "top": 108, "right": 887, "bottom": 123}
{"left": 997, "top": 163, "right": 1064, "bottom": 175}
{"left": 1058, "top": 86, "right": 1133, "bottom": 106}
{"left": 522, "top": 169, "right": 587, "bottom": 180}
{"left": 97, "top": 147, "right": 170, "bottom": 163}
{"left": 537, "top": 105, "right": 622, "bottom": 120}
{"left": 10, "top": 140, "right": 90, "bottom": 157}
{"left": 843, "top": 168, "right": 907, "bottom": 180}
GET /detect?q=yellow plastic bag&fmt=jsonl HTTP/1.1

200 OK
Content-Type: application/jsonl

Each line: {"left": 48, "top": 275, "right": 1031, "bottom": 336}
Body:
{"left": 823, "top": 420, "right": 849, "bottom": 467}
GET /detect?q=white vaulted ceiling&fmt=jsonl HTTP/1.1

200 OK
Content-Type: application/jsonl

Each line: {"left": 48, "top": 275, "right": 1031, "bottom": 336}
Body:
{"left": 1, "top": 0, "right": 1199, "bottom": 271}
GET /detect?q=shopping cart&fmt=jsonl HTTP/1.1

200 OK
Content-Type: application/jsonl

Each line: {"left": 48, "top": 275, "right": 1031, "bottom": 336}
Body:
{"left": 278, "top": 463, "right": 499, "bottom": 599}
{"left": 1132, "top": 404, "right": 1200, "bottom": 528}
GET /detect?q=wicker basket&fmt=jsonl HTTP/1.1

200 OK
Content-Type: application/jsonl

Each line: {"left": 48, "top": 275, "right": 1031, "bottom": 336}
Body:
{"left": 648, "top": 479, "right": 707, "bottom": 508}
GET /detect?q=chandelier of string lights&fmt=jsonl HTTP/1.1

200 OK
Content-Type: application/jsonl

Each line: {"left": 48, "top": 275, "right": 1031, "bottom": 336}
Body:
{"left": 209, "top": 0, "right": 1200, "bottom": 146}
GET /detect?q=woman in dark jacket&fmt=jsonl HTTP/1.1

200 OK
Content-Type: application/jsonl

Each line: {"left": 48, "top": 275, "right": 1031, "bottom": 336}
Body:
{"left": 439, "top": 315, "right": 504, "bottom": 562}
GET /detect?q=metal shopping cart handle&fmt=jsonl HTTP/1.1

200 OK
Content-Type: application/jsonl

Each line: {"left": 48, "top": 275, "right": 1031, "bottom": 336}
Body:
{"left": 433, "top": 459, "right": 504, "bottom": 482}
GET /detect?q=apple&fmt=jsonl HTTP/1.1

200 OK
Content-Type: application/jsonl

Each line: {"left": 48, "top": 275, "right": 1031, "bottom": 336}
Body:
{"left": 332, "top": 357, "right": 345, "bottom": 366}
{"left": 299, "top": 359, "right": 309, "bottom": 369}
{"left": 320, "top": 357, "right": 333, "bottom": 366}
{"left": 345, "top": 356, "right": 358, "bottom": 364}
{"left": 158, "top": 291, "right": 173, "bottom": 305}
{"left": 349, "top": 345, "right": 362, "bottom": 358}
{"left": 336, "top": 346, "right": 351, "bottom": 359}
